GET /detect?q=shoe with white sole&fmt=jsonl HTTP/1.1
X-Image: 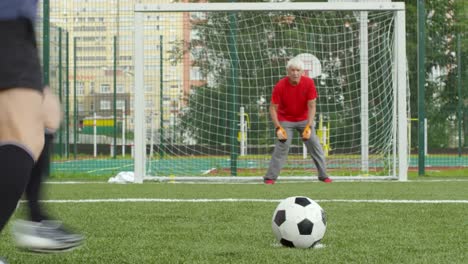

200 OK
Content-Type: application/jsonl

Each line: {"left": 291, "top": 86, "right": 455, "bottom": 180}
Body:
{"left": 12, "top": 220, "right": 84, "bottom": 253}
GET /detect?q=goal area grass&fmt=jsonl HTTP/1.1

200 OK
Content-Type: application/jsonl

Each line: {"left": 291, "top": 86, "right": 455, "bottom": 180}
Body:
{"left": 49, "top": 153, "right": 468, "bottom": 180}
{"left": 1, "top": 178, "right": 467, "bottom": 263}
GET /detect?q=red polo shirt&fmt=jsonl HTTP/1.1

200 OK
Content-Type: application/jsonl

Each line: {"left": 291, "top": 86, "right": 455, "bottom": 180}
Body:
{"left": 271, "top": 76, "right": 318, "bottom": 122}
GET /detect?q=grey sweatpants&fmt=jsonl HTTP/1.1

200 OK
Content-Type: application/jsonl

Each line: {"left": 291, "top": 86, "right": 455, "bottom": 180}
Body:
{"left": 264, "top": 120, "right": 328, "bottom": 180}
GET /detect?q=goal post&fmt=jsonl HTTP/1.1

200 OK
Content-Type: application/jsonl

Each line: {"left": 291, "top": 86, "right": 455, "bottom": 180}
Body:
{"left": 133, "top": 2, "right": 408, "bottom": 182}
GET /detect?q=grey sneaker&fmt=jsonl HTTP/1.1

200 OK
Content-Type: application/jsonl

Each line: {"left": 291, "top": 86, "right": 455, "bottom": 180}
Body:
{"left": 12, "top": 220, "right": 84, "bottom": 253}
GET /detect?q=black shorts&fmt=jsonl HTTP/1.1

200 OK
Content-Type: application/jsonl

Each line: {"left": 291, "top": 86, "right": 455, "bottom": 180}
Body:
{"left": 0, "top": 19, "right": 43, "bottom": 92}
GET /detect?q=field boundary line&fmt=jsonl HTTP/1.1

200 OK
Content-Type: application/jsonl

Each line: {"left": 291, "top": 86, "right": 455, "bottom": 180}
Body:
{"left": 24, "top": 198, "right": 468, "bottom": 204}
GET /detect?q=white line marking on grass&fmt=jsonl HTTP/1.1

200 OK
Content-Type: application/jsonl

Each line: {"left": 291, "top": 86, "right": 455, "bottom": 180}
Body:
{"left": 320, "top": 199, "right": 468, "bottom": 204}
{"left": 47, "top": 181, "right": 108, "bottom": 184}
{"left": 26, "top": 198, "right": 468, "bottom": 204}
{"left": 86, "top": 164, "right": 133, "bottom": 174}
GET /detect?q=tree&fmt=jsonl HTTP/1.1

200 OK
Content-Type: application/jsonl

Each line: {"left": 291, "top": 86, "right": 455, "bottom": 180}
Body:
{"left": 404, "top": 0, "right": 467, "bottom": 150}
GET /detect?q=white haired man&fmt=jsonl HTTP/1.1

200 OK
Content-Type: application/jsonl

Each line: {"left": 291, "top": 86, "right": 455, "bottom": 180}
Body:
{"left": 264, "top": 57, "right": 332, "bottom": 184}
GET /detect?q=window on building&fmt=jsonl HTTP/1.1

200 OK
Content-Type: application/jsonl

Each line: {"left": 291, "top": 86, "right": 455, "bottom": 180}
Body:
{"left": 100, "top": 84, "right": 111, "bottom": 93}
{"left": 190, "top": 29, "right": 200, "bottom": 40}
{"left": 117, "top": 100, "right": 126, "bottom": 110}
{"left": 76, "top": 82, "right": 84, "bottom": 95}
{"left": 117, "top": 84, "right": 125, "bottom": 93}
{"left": 190, "top": 67, "right": 203, "bottom": 81}
{"left": 100, "top": 100, "right": 111, "bottom": 110}
{"left": 145, "top": 85, "right": 153, "bottom": 92}
{"left": 145, "top": 98, "right": 154, "bottom": 108}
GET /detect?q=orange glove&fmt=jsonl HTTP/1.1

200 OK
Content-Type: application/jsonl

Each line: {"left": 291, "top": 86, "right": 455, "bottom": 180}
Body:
{"left": 276, "top": 126, "right": 287, "bottom": 143}
{"left": 301, "top": 125, "right": 312, "bottom": 141}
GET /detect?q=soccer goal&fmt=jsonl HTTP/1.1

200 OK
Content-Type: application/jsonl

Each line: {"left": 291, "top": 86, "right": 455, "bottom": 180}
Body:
{"left": 132, "top": 2, "right": 408, "bottom": 183}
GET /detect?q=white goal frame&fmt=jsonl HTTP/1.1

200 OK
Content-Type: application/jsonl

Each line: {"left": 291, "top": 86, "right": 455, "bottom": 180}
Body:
{"left": 133, "top": 2, "right": 408, "bottom": 183}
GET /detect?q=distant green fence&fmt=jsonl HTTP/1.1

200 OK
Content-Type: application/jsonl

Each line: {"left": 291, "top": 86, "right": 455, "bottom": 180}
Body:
{"left": 36, "top": 0, "right": 467, "bottom": 178}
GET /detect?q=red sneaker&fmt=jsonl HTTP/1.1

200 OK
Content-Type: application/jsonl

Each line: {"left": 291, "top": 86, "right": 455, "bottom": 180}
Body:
{"left": 264, "top": 179, "right": 276, "bottom": 185}
{"left": 320, "top": 177, "right": 333, "bottom": 183}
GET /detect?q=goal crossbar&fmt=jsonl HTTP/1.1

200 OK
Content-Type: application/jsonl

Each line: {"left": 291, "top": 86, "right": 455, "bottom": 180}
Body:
{"left": 135, "top": 2, "right": 405, "bottom": 12}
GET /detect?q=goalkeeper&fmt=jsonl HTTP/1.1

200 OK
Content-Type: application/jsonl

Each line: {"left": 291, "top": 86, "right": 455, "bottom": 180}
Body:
{"left": 264, "top": 58, "right": 332, "bottom": 184}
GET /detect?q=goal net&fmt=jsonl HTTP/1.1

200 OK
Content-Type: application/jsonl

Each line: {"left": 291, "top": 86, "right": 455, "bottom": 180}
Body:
{"left": 133, "top": 2, "right": 408, "bottom": 182}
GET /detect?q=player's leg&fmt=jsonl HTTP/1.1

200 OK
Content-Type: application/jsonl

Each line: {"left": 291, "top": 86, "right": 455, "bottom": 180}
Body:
{"left": 24, "top": 133, "right": 53, "bottom": 223}
{"left": 264, "top": 122, "right": 294, "bottom": 182}
{"left": 0, "top": 19, "right": 45, "bottom": 232}
{"left": 25, "top": 87, "right": 61, "bottom": 223}
{"left": 301, "top": 122, "right": 331, "bottom": 182}
{"left": 13, "top": 88, "right": 84, "bottom": 253}
{"left": 0, "top": 89, "right": 45, "bottom": 231}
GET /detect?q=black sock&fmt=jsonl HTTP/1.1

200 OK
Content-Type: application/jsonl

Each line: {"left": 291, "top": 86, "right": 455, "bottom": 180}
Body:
{"left": 26, "top": 134, "right": 54, "bottom": 222}
{"left": 0, "top": 144, "right": 34, "bottom": 232}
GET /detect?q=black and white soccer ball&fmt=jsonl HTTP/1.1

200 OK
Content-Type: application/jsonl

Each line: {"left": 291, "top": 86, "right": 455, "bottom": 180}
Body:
{"left": 272, "top": 196, "right": 327, "bottom": 248}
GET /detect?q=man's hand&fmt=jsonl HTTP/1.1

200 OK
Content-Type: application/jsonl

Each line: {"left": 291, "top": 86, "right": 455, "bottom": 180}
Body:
{"left": 301, "top": 125, "right": 312, "bottom": 141}
{"left": 276, "top": 126, "right": 287, "bottom": 143}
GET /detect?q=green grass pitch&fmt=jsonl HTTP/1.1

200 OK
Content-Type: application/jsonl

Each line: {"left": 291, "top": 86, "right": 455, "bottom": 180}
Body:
{"left": 1, "top": 179, "right": 467, "bottom": 263}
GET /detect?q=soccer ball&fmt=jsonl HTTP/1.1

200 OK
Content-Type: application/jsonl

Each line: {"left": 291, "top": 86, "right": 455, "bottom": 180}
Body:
{"left": 271, "top": 196, "right": 327, "bottom": 248}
